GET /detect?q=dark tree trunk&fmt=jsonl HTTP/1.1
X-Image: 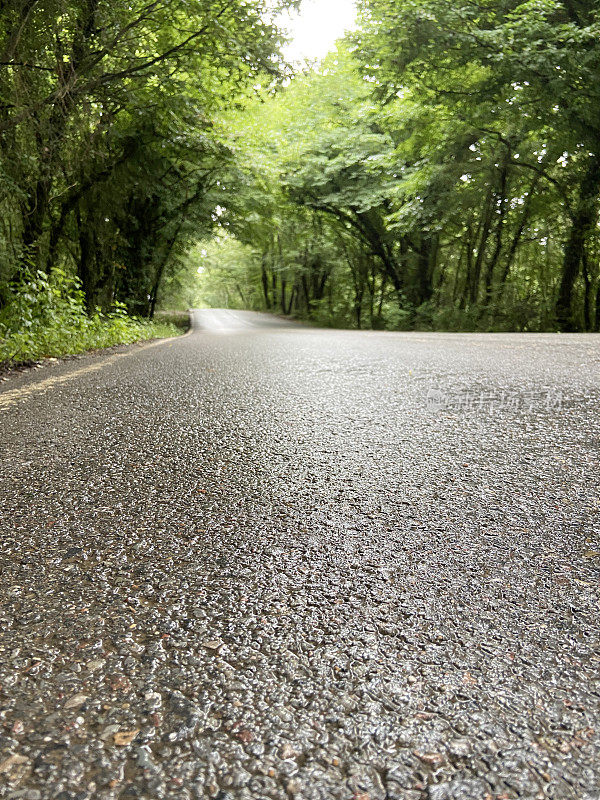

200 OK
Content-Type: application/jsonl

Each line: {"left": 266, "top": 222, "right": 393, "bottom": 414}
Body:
{"left": 556, "top": 154, "right": 600, "bottom": 331}
{"left": 499, "top": 175, "right": 540, "bottom": 293}
{"left": 356, "top": 210, "right": 403, "bottom": 297}
{"left": 20, "top": 178, "right": 50, "bottom": 268}
{"left": 582, "top": 251, "right": 592, "bottom": 331}
{"left": 46, "top": 143, "right": 135, "bottom": 271}
{"left": 378, "top": 275, "right": 387, "bottom": 317}
{"left": 261, "top": 253, "right": 271, "bottom": 310}
{"left": 460, "top": 223, "right": 475, "bottom": 310}
{"left": 148, "top": 220, "right": 184, "bottom": 319}
{"left": 286, "top": 285, "right": 297, "bottom": 316}
{"left": 77, "top": 209, "right": 96, "bottom": 312}
{"left": 235, "top": 283, "right": 246, "bottom": 306}
{"left": 416, "top": 235, "right": 438, "bottom": 305}
{"left": 0, "top": 1, "right": 40, "bottom": 64}
{"left": 19, "top": 2, "right": 100, "bottom": 271}
{"left": 280, "top": 279, "right": 287, "bottom": 314}
{"left": 315, "top": 269, "right": 328, "bottom": 301}
{"left": 469, "top": 190, "right": 494, "bottom": 305}
{"left": 354, "top": 289, "right": 363, "bottom": 329}
{"left": 452, "top": 239, "right": 467, "bottom": 304}
{"left": 301, "top": 274, "right": 310, "bottom": 311}
{"left": 484, "top": 152, "right": 510, "bottom": 303}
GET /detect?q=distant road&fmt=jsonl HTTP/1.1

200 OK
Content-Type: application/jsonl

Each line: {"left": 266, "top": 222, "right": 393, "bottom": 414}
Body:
{"left": 192, "top": 308, "right": 301, "bottom": 331}
{"left": 1, "top": 312, "right": 599, "bottom": 798}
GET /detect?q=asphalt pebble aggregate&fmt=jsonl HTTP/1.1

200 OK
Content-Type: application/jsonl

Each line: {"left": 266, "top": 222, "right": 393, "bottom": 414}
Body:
{"left": 0, "top": 312, "right": 599, "bottom": 800}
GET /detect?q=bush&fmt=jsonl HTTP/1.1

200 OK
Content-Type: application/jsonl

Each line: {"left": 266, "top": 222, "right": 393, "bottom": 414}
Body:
{"left": 0, "top": 270, "right": 180, "bottom": 365}
{"left": 153, "top": 310, "right": 191, "bottom": 332}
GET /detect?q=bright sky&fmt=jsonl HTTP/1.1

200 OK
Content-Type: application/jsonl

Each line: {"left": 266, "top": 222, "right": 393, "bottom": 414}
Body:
{"left": 279, "top": 0, "right": 358, "bottom": 62}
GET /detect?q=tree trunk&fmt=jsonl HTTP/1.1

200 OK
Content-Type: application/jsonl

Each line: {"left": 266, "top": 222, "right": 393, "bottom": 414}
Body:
{"left": 460, "top": 223, "right": 475, "bottom": 310}
{"left": 469, "top": 190, "right": 494, "bottom": 305}
{"left": 280, "top": 279, "right": 287, "bottom": 314}
{"left": 378, "top": 275, "right": 387, "bottom": 317}
{"left": 356, "top": 210, "right": 403, "bottom": 297}
{"left": 235, "top": 283, "right": 246, "bottom": 306}
{"left": 286, "top": 285, "right": 297, "bottom": 316}
{"left": 556, "top": 153, "right": 600, "bottom": 331}
{"left": 77, "top": 209, "right": 96, "bottom": 312}
{"left": 499, "top": 174, "right": 540, "bottom": 293}
{"left": 261, "top": 252, "right": 271, "bottom": 309}
{"left": 416, "top": 235, "right": 438, "bottom": 305}
{"left": 354, "top": 289, "right": 363, "bottom": 329}
{"left": 19, "top": 2, "right": 100, "bottom": 271}
{"left": 301, "top": 274, "right": 310, "bottom": 312}
{"left": 149, "top": 220, "right": 185, "bottom": 318}
{"left": 452, "top": 239, "right": 467, "bottom": 304}
{"left": 582, "top": 251, "right": 592, "bottom": 331}
{"left": 484, "top": 152, "right": 510, "bottom": 303}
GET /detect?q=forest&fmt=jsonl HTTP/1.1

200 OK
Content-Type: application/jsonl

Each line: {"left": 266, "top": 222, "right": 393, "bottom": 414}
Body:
{"left": 1, "top": 0, "right": 600, "bottom": 361}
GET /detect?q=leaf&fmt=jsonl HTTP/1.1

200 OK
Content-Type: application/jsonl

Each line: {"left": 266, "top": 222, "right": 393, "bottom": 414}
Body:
{"left": 64, "top": 693, "right": 89, "bottom": 710}
{"left": 203, "top": 639, "right": 224, "bottom": 650}
{"left": 413, "top": 751, "right": 446, "bottom": 767}
{"left": 113, "top": 730, "right": 140, "bottom": 746}
{"left": 0, "top": 753, "right": 29, "bottom": 774}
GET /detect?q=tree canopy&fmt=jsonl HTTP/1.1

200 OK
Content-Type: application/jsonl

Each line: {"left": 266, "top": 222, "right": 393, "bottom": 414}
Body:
{"left": 0, "top": 0, "right": 293, "bottom": 316}
{"left": 2, "top": 0, "right": 600, "bottom": 335}
{"left": 196, "top": 0, "right": 600, "bottom": 331}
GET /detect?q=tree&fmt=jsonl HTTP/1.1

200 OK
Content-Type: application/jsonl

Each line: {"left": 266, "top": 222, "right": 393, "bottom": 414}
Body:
{"left": 0, "top": 0, "right": 293, "bottom": 312}
{"left": 354, "top": 0, "right": 600, "bottom": 329}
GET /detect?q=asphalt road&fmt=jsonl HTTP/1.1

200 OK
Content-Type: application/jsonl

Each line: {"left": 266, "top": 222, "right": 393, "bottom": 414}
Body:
{"left": 1, "top": 311, "right": 599, "bottom": 800}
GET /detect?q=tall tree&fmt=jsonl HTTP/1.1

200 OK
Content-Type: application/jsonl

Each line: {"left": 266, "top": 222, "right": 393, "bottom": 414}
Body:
{"left": 0, "top": 0, "right": 293, "bottom": 311}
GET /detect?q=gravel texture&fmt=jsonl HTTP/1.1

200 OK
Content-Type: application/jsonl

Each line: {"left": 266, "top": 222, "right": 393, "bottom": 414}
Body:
{"left": 0, "top": 311, "right": 599, "bottom": 800}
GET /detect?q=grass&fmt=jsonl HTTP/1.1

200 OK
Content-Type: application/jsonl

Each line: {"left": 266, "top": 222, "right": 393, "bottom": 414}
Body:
{"left": 0, "top": 313, "right": 182, "bottom": 367}
{"left": 0, "top": 271, "right": 187, "bottom": 367}
{"left": 153, "top": 309, "right": 191, "bottom": 332}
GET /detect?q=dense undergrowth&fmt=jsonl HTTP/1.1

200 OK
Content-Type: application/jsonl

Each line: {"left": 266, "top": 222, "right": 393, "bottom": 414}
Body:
{"left": 0, "top": 271, "right": 180, "bottom": 367}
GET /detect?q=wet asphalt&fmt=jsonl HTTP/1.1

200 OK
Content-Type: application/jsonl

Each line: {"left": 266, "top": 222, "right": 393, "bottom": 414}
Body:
{"left": 0, "top": 311, "right": 599, "bottom": 800}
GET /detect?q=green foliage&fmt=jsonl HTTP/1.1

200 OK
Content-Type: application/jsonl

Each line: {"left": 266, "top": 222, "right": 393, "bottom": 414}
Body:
{"left": 352, "top": 0, "right": 600, "bottom": 330}
{"left": 0, "top": 0, "right": 294, "bottom": 318}
{"left": 2, "top": 0, "right": 599, "bottom": 333}
{"left": 193, "top": 237, "right": 264, "bottom": 310}
{"left": 0, "top": 270, "right": 178, "bottom": 365}
{"left": 153, "top": 311, "right": 191, "bottom": 332}
{"left": 196, "top": 1, "right": 600, "bottom": 332}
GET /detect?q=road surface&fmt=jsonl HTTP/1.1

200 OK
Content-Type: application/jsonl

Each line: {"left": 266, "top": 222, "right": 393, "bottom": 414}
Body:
{"left": 0, "top": 310, "right": 599, "bottom": 800}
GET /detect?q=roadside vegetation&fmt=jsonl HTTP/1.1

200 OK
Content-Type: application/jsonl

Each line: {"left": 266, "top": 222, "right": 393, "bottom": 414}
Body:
{"left": 0, "top": 0, "right": 290, "bottom": 365}
{"left": 0, "top": 269, "right": 180, "bottom": 365}
{"left": 1, "top": 0, "right": 600, "bottom": 342}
